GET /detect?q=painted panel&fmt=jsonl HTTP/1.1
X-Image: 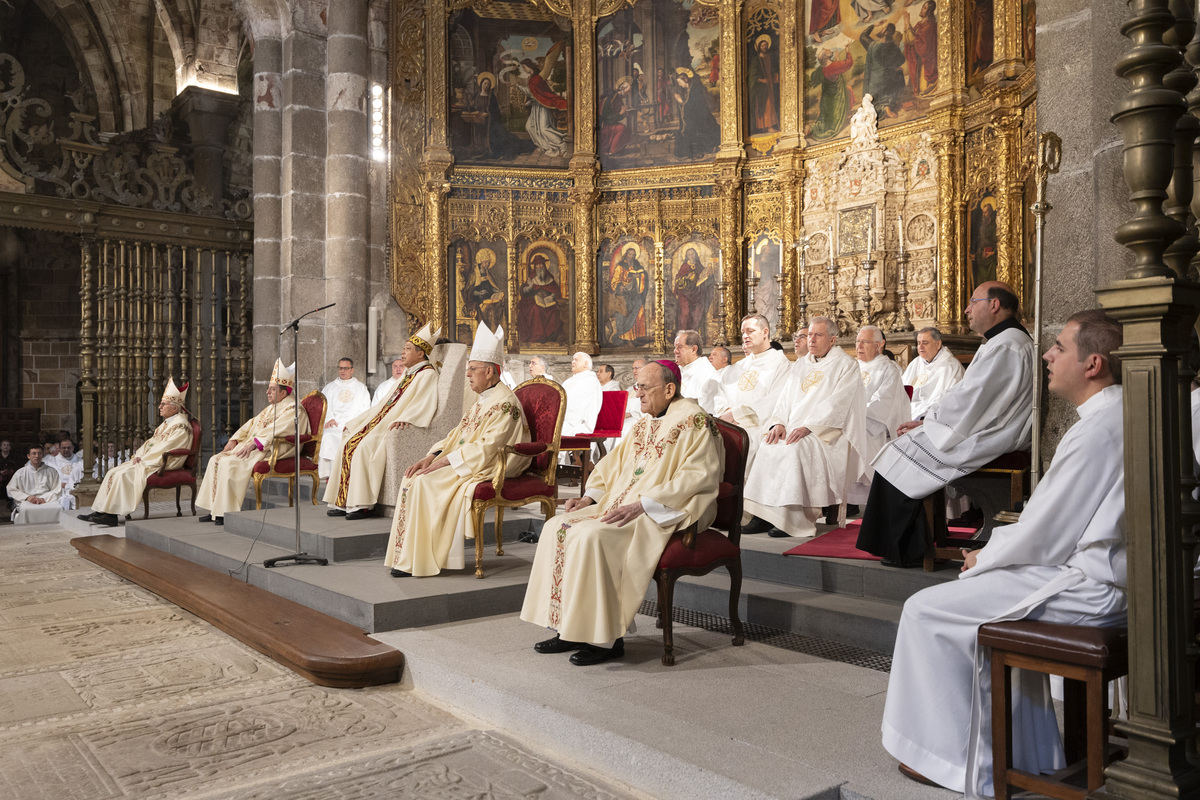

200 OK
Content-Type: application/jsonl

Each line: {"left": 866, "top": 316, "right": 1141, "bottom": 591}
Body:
{"left": 516, "top": 240, "right": 572, "bottom": 350}
{"left": 968, "top": 189, "right": 998, "bottom": 290}
{"left": 665, "top": 236, "right": 721, "bottom": 343}
{"left": 450, "top": 238, "right": 509, "bottom": 343}
{"left": 745, "top": 4, "right": 781, "bottom": 156}
{"left": 599, "top": 237, "right": 656, "bottom": 349}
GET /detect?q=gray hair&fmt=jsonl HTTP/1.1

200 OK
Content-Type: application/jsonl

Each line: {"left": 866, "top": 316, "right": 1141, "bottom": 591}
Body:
{"left": 858, "top": 325, "right": 883, "bottom": 342}
{"left": 916, "top": 326, "right": 943, "bottom": 342}
{"left": 530, "top": 356, "right": 548, "bottom": 369}
{"left": 573, "top": 352, "right": 593, "bottom": 369}
{"left": 675, "top": 329, "right": 703, "bottom": 352}
{"left": 809, "top": 315, "right": 837, "bottom": 336}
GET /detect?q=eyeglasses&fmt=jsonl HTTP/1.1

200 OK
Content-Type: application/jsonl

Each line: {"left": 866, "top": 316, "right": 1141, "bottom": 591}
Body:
{"left": 634, "top": 383, "right": 663, "bottom": 394}
{"left": 968, "top": 297, "right": 990, "bottom": 304}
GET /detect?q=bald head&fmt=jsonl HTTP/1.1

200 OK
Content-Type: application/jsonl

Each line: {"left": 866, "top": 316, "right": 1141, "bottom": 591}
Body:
{"left": 966, "top": 280, "right": 1020, "bottom": 336}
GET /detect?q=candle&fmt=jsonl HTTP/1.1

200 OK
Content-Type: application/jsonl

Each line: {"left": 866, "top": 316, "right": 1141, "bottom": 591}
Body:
{"left": 828, "top": 225, "right": 834, "bottom": 261}
{"left": 778, "top": 237, "right": 783, "bottom": 277}
{"left": 867, "top": 222, "right": 873, "bottom": 256}
{"left": 897, "top": 213, "right": 905, "bottom": 255}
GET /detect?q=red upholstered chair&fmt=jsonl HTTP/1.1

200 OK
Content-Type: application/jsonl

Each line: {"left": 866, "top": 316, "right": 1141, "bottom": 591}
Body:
{"left": 652, "top": 416, "right": 748, "bottom": 666}
{"left": 922, "top": 450, "right": 1031, "bottom": 571}
{"left": 132, "top": 418, "right": 203, "bottom": 520}
{"left": 253, "top": 390, "right": 326, "bottom": 509}
{"left": 469, "top": 377, "right": 565, "bottom": 579}
{"left": 558, "top": 390, "right": 628, "bottom": 494}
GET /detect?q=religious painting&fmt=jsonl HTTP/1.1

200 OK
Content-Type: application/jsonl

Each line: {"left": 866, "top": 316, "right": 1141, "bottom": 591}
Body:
{"left": 745, "top": 4, "right": 782, "bottom": 155}
{"left": 802, "top": 0, "right": 935, "bottom": 143}
{"left": 596, "top": 0, "right": 721, "bottom": 170}
{"left": 1021, "top": 173, "right": 1036, "bottom": 309}
{"left": 448, "top": 8, "right": 573, "bottom": 167}
{"left": 515, "top": 240, "right": 571, "bottom": 350}
{"left": 599, "top": 236, "right": 656, "bottom": 349}
{"left": 838, "top": 205, "right": 875, "bottom": 255}
{"left": 450, "top": 238, "right": 508, "bottom": 343}
{"left": 1023, "top": 0, "right": 1036, "bottom": 62}
{"left": 968, "top": 189, "right": 999, "bottom": 290}
{"left": 967, "top": 0, "right": 995, "bottom": 86}
{"left": 748, "top": 233, "right": 782, "bottom": 335}
{"left": 665, "top": 236, "right": 720, "bottom": 343}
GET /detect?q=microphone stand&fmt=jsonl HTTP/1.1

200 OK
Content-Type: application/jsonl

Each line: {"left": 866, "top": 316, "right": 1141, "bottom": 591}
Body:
{"left": 264, "top": 303, "right": 335, "bottom": 568}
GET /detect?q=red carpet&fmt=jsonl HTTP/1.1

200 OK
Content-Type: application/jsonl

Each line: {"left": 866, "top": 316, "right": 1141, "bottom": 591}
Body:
{"left": 783, "top": 519, "right": 978, "bottom": 561}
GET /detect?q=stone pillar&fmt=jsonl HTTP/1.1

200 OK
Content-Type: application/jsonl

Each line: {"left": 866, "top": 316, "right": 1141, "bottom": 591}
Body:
{"left": 251, "top": 37, "right": 283, "bottom": 406}
{"left": 171, "top": 86, "right": 240, "bottom": 211}
{"left": 325, "top": 0, "right": 370, "bottom": 374}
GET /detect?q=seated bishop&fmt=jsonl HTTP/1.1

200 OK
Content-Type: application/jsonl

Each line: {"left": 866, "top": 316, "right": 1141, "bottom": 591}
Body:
{"left": 7, "top": 444, "right": 61, "bottom": 523}
{"left": 902, "top": 326, "right": 965, "bottom": 420}
{"left": 196, "top": 359, "right": 308, "bottom": 525}
{"left": 856, "top": 282, "right": 1035, "bottom": 566}
{"left": 520, "top": 360, "right": 723, "bottom": 666}
{"left": 882, "top": 310, "right": 1126, "bottom": 796}
{"left": 317, "top": 357, "right": 372, "bottom": 477}
{"left": 323, "top": 323, "right": 441, "bottom": 519}
{"left": 384, "top": 323, "right": 530, "bottom": 577}
{"left": 847, "top": 326, "right": 911, "bottom": 505}
{"left": 83, "top": 379, "right": 194, "bottom": 527}
{"left": 743, "top": 316, "right": 870, "bottom": 538}
{"left": 713, "top": 314, "right": 791, "bottom": 474}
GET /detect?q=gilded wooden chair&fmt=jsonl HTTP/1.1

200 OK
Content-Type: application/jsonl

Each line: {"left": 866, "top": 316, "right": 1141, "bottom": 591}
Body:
{"left": 132, "top": 418, "right": 202, "bottom": 520}
{"left": 558, "top": 389, "right": 628, "bottom": 497}
{"left": 252, "top": 390, "right": 326, "bottom": 509}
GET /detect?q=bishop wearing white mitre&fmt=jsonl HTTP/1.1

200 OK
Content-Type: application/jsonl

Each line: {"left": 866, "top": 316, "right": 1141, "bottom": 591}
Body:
{"left": 197, "top": 359, "right": 308, "bottom": 524}
{"left": 384, "top": 323, "right": 530, "bottom": 577}
{"left": 712, "top": 313, "right": 790, "bottom": 473}
{"left": 317, "top": 357, "right": 371, "bottom": 477}
{"left": 902, "top": 326, "right": 965, "bottom": 419}
{"left": 847, "top": 326, "right": 911, "bottom": 505}
{"left": 83, "top": 379, "right": 194, "bottom": 527}
{"left": 323, "top": 323, "right": 441, "bottom": 519}
{"left": 882, "top": 310, "right": 1127, "bottom": 798}
{"left": 743, "top": 316, "right": 870, "bottom": 537}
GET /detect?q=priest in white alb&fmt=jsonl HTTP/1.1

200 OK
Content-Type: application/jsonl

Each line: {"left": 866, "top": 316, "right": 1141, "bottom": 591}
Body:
{"left": 857, "top": 282, "right": 1036, "bottom": 566}
{"left": 196, "top": 359, "right": 308, "bottom": 524}
{"left": 708, "top": 345, "right": 732, "bottom": 377}
{"left": 743, "top": 316, "right": 870, "bottom": 538}
{"left": 83, "top": 379, "right": 194, "bottom": 527}
{"left": 883, "top": 309, "right": 1127, "bottom": 798}
{"left": 7, "top": 445, "right": 61, "bottom": 523}
{"left": 597, "top": 364, "right": 621, "bottom": 393}
{"left": 323, "top": 323, "right": 441, "bottom": 519}
{"left": 848, "top": 326, "right": 911, "bottom": 505}
{"left": 521, "top": 359, "right": 723, "bottom": 666}
{"left": 317, "top": 357, "right": 372, "bottom": 477}
{"left": 372, "top": 356, "right": 405, "bottom": 404}
{"left": 902, "top": 326, "right": 965, "bottom": 419}
{"left": 673, "top": 329, "right": 720, "bottom": 412}
{"left": 561, "top": 352, "right": 603, "bottom": 435}
{"left": 384, "top": 323, "right": 530, "bottom": 577}
{"left": 713, "top": 313, "right": 790, "bottom": 473}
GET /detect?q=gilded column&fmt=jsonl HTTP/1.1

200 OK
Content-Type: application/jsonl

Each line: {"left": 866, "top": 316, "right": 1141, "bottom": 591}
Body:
{"left": 996, "top": 108, "right": 1025, "bottom": 300}
{"left": 775, "top": 0, "right": 802, "bottom": 152}
{"left": 935, "top": 125, "right": 964, "bottom": 332}
{"left": 78, "top": 235, "right": 96, "bottom": 479}
{"left": 653, "top": 240, "right": 667, "bottom": 352}
{"left": 716, "top": 172, "right": 744, "bottom": 344}
{"left": 781, "top": 162, "right": 804, "bottom": 335}
{"left": 571, "top": 170, "right": 600, "bottom": 353}
{"left": 991, "top": 0, "right": 1025, "bottom": 80}
{"left": 424, "top": 0, "right": 450, "bottom": 164}
{"left": 423, "top": 174, "right": 452, "bottom": 332}
{"left": 933, "top": 0, "right": 967, "bottom": 106}
{"left": 716, "top": 0, "right": 745, "bottom": 160}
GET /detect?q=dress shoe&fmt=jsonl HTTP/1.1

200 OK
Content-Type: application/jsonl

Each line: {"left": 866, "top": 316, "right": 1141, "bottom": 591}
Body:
{"left": 78, "top": 512, "right": 98, "bottom": 522}
{"left": 897, "top": 762, "right": 937, "bottom": 787}
{"left": 198, "top": 514, "right": 213, "bottom": 523}
{"left": 390, "top": 568, "right": 411, "bottom": 578}
{"left": 214, "top": 517, "right": 224, "bottom": 526}
{"left": 880, "top": 557, "right": 921, "bottom": 569}
{"left": 767, "top": 528, "right": 791, "bottom": 538}
{"left": 742, "top": 516, "right": 774, "bottom": 535}
{"left": 326, "top": 508, "right": 346, "bottom": 517}
{"left": 533, "top": 635, "right": 582, "bottom": 654}
{"left": 345, "top": 509, "right": 370, "bottom": 521}
{"left": 569, "top": 638, "right": 624, "bottom": 666}
{"left": 94, "top": 512, "right": 119, "bottom": 527}
{"left": 845, "top": 504, "right": 860, "bottom": 517}
{"left": 517, "top": 532, "right": 540, "bottom": 544}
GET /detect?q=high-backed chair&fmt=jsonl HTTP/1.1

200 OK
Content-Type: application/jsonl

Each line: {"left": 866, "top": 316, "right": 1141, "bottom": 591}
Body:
{"left": 652, "top": 416, "right": 748, "bottom": 666}
{"left": 468, "top": 377, "right": 565, "bottom": 578}
{"left": 558, "top": 389, "right": 628, "bottom": 495}
{"left": 922, "top": 450, "right": 1030, "bottom": 570}
{"left": 253, "top": 390, "right": 326, "bottom": 509}
{"left": 132, "top": 417, "right": 202, "bottom": 520}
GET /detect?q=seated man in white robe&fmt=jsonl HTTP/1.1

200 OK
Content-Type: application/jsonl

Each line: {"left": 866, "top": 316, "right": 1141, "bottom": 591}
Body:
{"left": 708, "top": 345, "right": 731, "bottom": 377}
{"left": 673, "top": 329, "right": 721, "bottom": 413}
{"left": 323, "top": 323, "right": 441, "bottom": 519}
{"left": 528, "top": 356, "right": 555, "bottom": 383}
{"left": 521, "top": 359, "right": 723, "bottom": 666}
{"left": 792, "top": 327, "right": 808, "bottom": 355}
{"left": 847, "top": 326, "right": 911, "bottom": 507}
{"left": 372, "top": 356, "right": 404, "bottom": 404}
{"left": 744, "top": 316, "right": 870, "bottom": 538}
{"left": 8, "top": 445, "right": 62, "bottom": 523}
{"left": 902, "top": 326, "right": 965, "bottom": 420}
{"left": 713, "top": 314, "right": 791, "bottom": 474}
{"left": 561, "top": 352, "right": 603, "bottom": 436}
{"left": 46, "top": 436, "right": 84, "bottom": 511}
{"left": 597, "top": 364, "right": 621, "bottom": 393}
{"left": 196, "top": 359, "right": 307, "bottom": 525}
{"left": 857, "top": 282, "right": 1036, "bottom": 566}
{"left": 318, "top": 357, "right": 372, "bottom": 478}
{"left": 883, "top": 309, "right": 1127, "bottom": 797}
{"left": 83, "top": 379, "right": 194, "bottom": 527}
{"left": 384, "top": 324, "right": 530, "bottom": 577}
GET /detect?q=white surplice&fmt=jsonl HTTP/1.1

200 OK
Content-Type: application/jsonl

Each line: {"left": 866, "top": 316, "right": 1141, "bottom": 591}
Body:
{"left": 874, "top": 325, "right": 1035, "bottom": 499}
{"left": 8, "top": 462, "right": 62, "bottom": 523}
{"left": 678, "top": 356, "right": 721, "bottom": 413}
{"left": 45, "top": 453, "right": 84, "bottom": 510}
{"left": 599, "top": 379, "right": 622, "bottom": 393}
{"left": 561, "top": 370, "right": 603, "bottom": 435}
{"left": 902, "top": 345, "right": 966, "bottom": 420}
{"left": 743, "top": 346, "right": 870, "bottom": 536}
{"left": 372, "top": 375, "right": 400, "bottom": 405}
{"left": 847, "top": 355, "right": 911, "bottom": 505}
{"left": 318, "top": 377, "right": 372, "bottom": 467}
{"left": 713, "top": 347, "right": 791, "bottom": 474}
{"left": 882, "top": 384, "right": 1127, "bottom": 798}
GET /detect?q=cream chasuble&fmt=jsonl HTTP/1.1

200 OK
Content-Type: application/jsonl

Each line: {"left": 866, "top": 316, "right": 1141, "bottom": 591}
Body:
{"left": 91, "top": 412, "right": 193, "bottom": 515}
{"left": 902, "top": 345, "right": 965, "bottom": 420}
{"left": 847, "top": 355, "right": 910, "bottom": 504}
{"left": 744, "top": 346, "right": 869, "bottom": 536}
{"left": 317, "top": 377, "right": 372, "bottom": 466}
{"left": 520, "top": 398, "right": 722, "bottom": 646}
{"left": 384, "top": 382, "right": 530, "bottom": 576}
{"left": 197, "top": 395, "right": 306, "bottom": 517}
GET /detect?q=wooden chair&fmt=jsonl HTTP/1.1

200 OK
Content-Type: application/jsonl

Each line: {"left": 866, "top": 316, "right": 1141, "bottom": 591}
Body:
{"left": 252, "top": 390, "right": 326, "bottom": 509}
{"left": 132, "top": 417, "right": 202, "bottom": 520}
{"left": 979, "top": 620, "right": 1129, "bottom": 800}
{"left": 468, "top": 377, "right": 565, "bottom": 578}
{"left": 922, "top": 450, "right": 1031, "bottom": 571}
{"left": 558, "top": 390, "right": 627, "bottom": 496}
{"left": 652, "top": 416, "right": 748, "bottom": 666}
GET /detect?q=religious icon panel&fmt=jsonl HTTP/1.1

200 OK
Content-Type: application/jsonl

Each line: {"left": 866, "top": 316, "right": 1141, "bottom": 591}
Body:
{"left": 748, "top": 233, "right": 782, "bottom": 335}
{"left": 515, "top": 240, "right": 572, "bottom": 351}
{"left": 599, "top": 236, "right": 657, "bottom": 350}
{"left": 968, "top": 189, "right": 999, "bottom": 291}
{"left": 745, "top": 3, "right": 782, "bottom": 156}
{"left": 665, "top": 236, "right": 721, "bottom": 344}
{"left": 450, "top": 238, "right": 508, "bottom": 343}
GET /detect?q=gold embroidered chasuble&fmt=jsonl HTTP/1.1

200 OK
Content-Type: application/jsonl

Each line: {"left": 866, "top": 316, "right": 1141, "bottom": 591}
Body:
{"left": 197, "top": 395, "right": 307, "bottom": 516}
{"left": 520, "top": 397, "right": 723, "bottom": 646}
{"left": 322, "top": 362, "right": 439, "bottom": 510}
{"left": 385, "top": 382, "right": 530, "bottom": 576}
{"left": 92, "top": 412, "right": 193, "bottom": 515}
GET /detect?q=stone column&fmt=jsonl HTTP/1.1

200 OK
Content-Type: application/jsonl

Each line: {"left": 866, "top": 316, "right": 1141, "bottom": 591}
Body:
{"left": 251, "top": 37, "right": 284, "bottom": 403}
{"left": 171, "top": 86, "right": 241, "bottom": 212}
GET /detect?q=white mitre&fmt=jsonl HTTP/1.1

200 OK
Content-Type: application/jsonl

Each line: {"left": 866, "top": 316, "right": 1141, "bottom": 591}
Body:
{"left": 162, "top": 377, "right": 188, "bottom": 406}
{"left": 271, "top": 358, "right": 296, "bottom": 389}
{"left": 409, "top": 321, "right": 441, "bottom": 357}
{"left": 469, "top": 323, "right": 505, "bottom": 367}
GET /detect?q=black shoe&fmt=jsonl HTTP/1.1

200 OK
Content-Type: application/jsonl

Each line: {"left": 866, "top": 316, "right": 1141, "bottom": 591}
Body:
{"left": 94, "top": 513, "right": 119, "bottom": 527}
{"left": 517, "top": 532, "right": 540, "bottom": 544}
{"left": 822, "top": 505, "right": 839, "bottom": 525}
{"left": 390, "top": 568, "right": 411, "bottom": 578}
{"left": 881, "top": 557, "right": 921, "bottom": 568}
{"left": 214, "top": 517, "right": 223, "bottom": 526}
{"left": 534, "top": 635, "right": 582, "bottom": 654}
{"left": 767, "top": 528, "right": 791, "bottom": 538}
{"left": 846, "top": 504, "right": 860, "bottom": 517}
{"left": 79, "top": 512, "right": 98, "bottom": 522}
{"left": 345, "top": 509, "right": 370, "bottom": 521}
{"left": 326, "top": 508, "right": 346, "bottom": 517}
{"left": 199, "top": 514, "right": 213, "bottom": 523}
{"left": 742, "top": 516, "right": 774, "bottom": 535}
{"left": 570, "top": 638, "right": 625, "bottom": 666}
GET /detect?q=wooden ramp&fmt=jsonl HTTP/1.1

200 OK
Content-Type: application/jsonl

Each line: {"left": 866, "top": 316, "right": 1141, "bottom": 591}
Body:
{"left": 72, "top": 534, "right": 404, "bottom": 688}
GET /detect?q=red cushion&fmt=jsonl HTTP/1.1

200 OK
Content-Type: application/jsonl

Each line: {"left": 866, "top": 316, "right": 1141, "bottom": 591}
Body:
{"left": 559, "top": 436, "right": 590, "bottom": 450}
{"left": 253, "top": 457, "right": 319, "bottom": 475}
{"left": 473, "top": 473, "right": 556, "bottom": 502}
{"left": 511, "top": 442, "right": 549, "bottom": 456}
{"left": 658, "top": 529, "right": 740, "bottom": 570}
{"left": 516, "top": 382, "right": 564, "bottom": 473}
{"left": 145, "top": 470, "right": 196, "bottom": 489}
{"left": 573, "top": 430, "right": 623, "bottom": 440}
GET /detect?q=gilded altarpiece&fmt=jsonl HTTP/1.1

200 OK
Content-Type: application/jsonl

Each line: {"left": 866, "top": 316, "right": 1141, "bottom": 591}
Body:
{"left": 389, "top": 0, "right": 1039, "bottom": 351}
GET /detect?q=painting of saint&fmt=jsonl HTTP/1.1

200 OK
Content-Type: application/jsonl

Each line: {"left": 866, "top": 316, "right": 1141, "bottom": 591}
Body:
{"left": 1023, "top": 0, "right": 1036, "bottom": 61}
{"left": 673, "top": 246, "right": 714, "bottom": 332}
{"left": 464, "top": 246, "right": 506, "bottom": 333}
{"left": 514, "top": 41, "right": 570, "bottom": 158}
{"left": 903, "top": 1, "right": 938, "bottom": 96}
{"left": 969, "top": 192, "right": 999, "bottom": 289}
{"left": 747, "top": 34, "right": 780, "bottom": 135}
{"left": 517, "top": 249, "right": 568, "bottom": 346}
{"left": 809, "top": 0, "right": 841, "bottom": 41}
{"left": 805, "top": 48, "right": 855, "bottom": 141}
{"left": 600, "top": 77, "right": 634, "bottom": 156}
{"left": 673, "top": 67, "right": 721, "bottom": 160}
{"left": 968, "top": 0, "right": 995, "bottom": 84}
{"left": 603, "top": 241, "right": 653, "bottom": 348}
{"left": 860, "top": 22, "right": 907, "bottom": 119}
